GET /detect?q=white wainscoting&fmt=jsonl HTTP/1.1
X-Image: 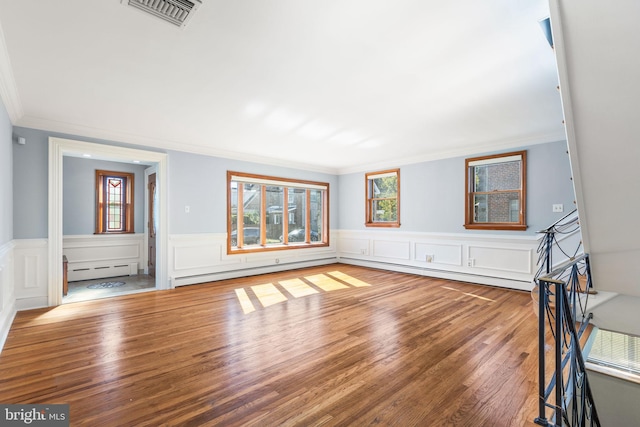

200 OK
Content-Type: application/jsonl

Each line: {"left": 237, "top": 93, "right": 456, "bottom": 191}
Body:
{"left": 170, "top": 231, "right": 542, "bottom": 291}
{"left": 337, "top": 230, "right": 540, "bottom": 291}
{"left": 13, "top": 239, "right": 49, "bottom": 310}
{"left": 63, "top": 234, "right": 144, "bottom": 282}
{"left": 169, "top": 233, "right": 339, "bottom": 287}
{"left": 0, "top": 240, "right": 16, "bottom": 352}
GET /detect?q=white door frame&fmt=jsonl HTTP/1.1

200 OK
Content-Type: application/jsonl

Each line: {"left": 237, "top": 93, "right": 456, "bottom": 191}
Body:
{"left": 144, "top": 165, "right": 159, "bottom": 276}
{"left": 48, "top": 137, "right": 169, "bottom": 306}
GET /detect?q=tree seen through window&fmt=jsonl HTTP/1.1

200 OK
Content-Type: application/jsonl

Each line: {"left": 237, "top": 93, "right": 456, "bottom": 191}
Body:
{"left": 366, "top": 169, "right": 400, "bottom": 227}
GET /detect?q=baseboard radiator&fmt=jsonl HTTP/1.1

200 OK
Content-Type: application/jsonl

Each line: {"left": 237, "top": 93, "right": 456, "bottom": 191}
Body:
{"left": 68, "top": 262, "right": 138, "bottom": 282}
{"left": 63, "top": 234, "right": 144, "bottom": 283}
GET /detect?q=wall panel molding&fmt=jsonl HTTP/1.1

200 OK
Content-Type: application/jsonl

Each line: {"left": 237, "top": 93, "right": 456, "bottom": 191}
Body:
{"left": 169, "top": 233, "right": 338, "bottom": 287}
{"left": 13, "top": 239, "right": 48, "bottom": 310}
{"left": 467, "top": 245, "right": 532, "bottom": 274}
{"left": 337, "top": 230, "right": 539, "bottom": 290}
{"left": 415, "top": 242, "right": 462, "bottom": 266}
{"left": 338, "top": 238, "right": 370, "bottom": 256}
{"left": 372, "top": 240, "right": 411, "bottom": 260}
{"left": 0, "top": 240, "right": 16, "bottom": 353}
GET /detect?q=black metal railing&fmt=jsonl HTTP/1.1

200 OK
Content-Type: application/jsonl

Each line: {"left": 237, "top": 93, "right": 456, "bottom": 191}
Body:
{"left": 533, "top": 211, "right": 600, "bottom": 426}
{"left": 535, "top": 209, "right": 581, "bottom": 281}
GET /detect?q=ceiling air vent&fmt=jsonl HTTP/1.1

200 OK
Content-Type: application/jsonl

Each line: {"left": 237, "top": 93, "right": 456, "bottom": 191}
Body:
{"left": 122, "top": 0, "right": 202, "bottom": 28}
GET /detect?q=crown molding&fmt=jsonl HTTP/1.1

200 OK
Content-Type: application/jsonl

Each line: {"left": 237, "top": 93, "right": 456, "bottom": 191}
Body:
{"left": 16, "top": 115, "right": 340, "bottom": 175}
{"left": 0, "top": 20, "right": 23, "bottom": 123}
{"left": 335, "top": 130, "right": 568, "bottom": 175}
{"left": 17, "top": 112, "right": 567, "bottom": 178}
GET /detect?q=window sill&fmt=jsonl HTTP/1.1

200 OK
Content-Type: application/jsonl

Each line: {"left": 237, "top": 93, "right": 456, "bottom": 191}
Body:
{"left": 94, "top": 231, "right": 136, "bottom": 235}
{"left": 585, "top": 361, "right": 640, "bottom": 385}
{"left": 228, "top": 242, "right": 329, "bottom": 254}
{"left": 463, "top": 223, "right": 527, "bottom": 231}
{"left": 365, "top": 222, "right": 401, "bottom": 228}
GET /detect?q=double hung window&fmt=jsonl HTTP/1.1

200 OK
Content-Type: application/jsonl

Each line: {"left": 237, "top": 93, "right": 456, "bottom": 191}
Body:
{"left": 365, "top": 169, "right": 400, "bottom": 227}
{"left": 464, "top": 151, "right": 527, "bottom": 230}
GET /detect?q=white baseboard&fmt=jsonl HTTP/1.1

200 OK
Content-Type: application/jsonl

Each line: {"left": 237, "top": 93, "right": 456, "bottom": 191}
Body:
{"left": 0, "top": 240, "right": 16, "bottom": 353}
{"left": 173, "top": 257, "right": 338, "bottom": 287}
{"left": 15, "top": 296, "right": 49, "bottom": 311}
{"left": 339, "top": 257, "right": 534, "bottom": 291}
{"left": 0, "top": 298, "right": 16, "bottom": 354}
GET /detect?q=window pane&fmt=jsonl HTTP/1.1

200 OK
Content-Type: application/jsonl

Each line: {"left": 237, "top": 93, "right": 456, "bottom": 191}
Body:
{"left": 474, "top": 194, "right": 488, "bottom": 223}
{"left": 372, "top": 175, "right": 398, "bottom": 198}
{"left": 107, "top": 177, "right": 123, "bottom": 231}
{"left": 588, "top": 329, "right": 640, "bottom": 375}
{"left": 465, "top": 151, "right": 526, "bottom": 230}
{"left": 230, "top": 181, "right": 238, "bottom": 247}
{"left": 310, "top": 189, "right": 322, "bottom": 242}
{"left": 473, "top": 161, "right": 521, "bottom": 192}
{"left": 372, "top": 199, "right": 397, "bottom": 223}
{"left": 227, "top": 171, "right": 329, "bottom": 251}
{"left": 509, "top": 199, "right": 519, "bottom": 222}
{"left": 474, "top": 192, "right": 520, "bottom": 223}
{"left": 287, "top": 188, "right": 306, "bottom": 242}
{"left": 96, "top": 170, "right": 134, "bottom": 234}
{"left": 366, "top": 169, "right": 400, "bottom": 227}
{"left": 266, "top": 186, "right": 284, "bottom": 245}
{"left": 242, "top": 183, "right": 261, "bottom": 246}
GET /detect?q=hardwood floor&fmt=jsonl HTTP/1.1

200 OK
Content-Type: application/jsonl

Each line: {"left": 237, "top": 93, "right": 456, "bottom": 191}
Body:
{"left": 0, "top": 264, "right": 541, "bottom": 426}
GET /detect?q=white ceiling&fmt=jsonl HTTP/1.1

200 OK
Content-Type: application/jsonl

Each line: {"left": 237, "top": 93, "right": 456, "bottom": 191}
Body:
{"left": 0, "top": 0, "right": 564, "bottom": 174}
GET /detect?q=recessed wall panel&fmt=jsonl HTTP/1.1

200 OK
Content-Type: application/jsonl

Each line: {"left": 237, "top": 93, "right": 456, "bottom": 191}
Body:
{"left": 468, "top": 246, "right": 532, "bottom": 274}
{"left": 339, "top": 238, "right": 369, "bottom": 255}
{"left": 415, "top": 243, "right": 462, "bottom": 266}
{"left": 373, "top": 240, "right": 411, "bottom": 260}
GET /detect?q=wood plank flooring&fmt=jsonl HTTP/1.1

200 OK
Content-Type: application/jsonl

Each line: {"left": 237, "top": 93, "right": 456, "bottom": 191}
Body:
{"left": 0, "top": 264, "right": 542, "bottom": 426}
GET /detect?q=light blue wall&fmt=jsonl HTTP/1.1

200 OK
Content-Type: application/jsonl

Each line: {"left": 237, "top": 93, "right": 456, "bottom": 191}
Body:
{"left": 11, "top": 125, "right": 571, "bottom": 238}
{"left": 63, "top": 157, "right": 148, "bottom": 235}
{"left": 0, "top": 101, "right": 11, "bottom": 246}
{"left": 12, "top": 126, "right": 166, "bottom": 239}
{"left": 338, "top": 140, "right": 575, "bottom": 234}
{"left": 168, "top": 150, "right": 339, "bottom": 234}
{"left": 11, "top": 127, "right": 339, "bottom": 238}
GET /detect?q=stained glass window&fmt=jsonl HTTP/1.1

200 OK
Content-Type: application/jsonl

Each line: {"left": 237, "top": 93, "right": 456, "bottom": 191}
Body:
{"left": 96, "top": 170, "right": 134, "bottom": 234}
{"left": 107, "top": 177, "right": 124, "bottom": 231}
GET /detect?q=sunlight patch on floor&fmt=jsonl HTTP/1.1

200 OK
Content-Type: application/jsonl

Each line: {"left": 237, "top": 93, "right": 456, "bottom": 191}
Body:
{"left": 279, "top": 278, "right": 319, "bottom": 298}
{"left": 252, "top": 283, "right": 289, "bottom": 308}
{"left": 234, "top": 271, "right": 374, "bottom": 314}
{"left": 441, "top": 286, "right": 495, "bottom": 302}
{"left": 235, "top": 288, "right": 256, "bottom": 314}
{"left": 306, "top": 274, "right": 350, "bottom": 291}
{"left": 327, "top": 271, "right": 371, "bottom": 287}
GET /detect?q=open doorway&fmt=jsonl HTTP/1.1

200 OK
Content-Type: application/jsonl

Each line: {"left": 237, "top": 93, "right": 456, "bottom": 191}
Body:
{"left": 60, "top": 153, "right": 156, "bottom": 303}
{"left": 48, "top": 137, "right": 169, "bottom": 307}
